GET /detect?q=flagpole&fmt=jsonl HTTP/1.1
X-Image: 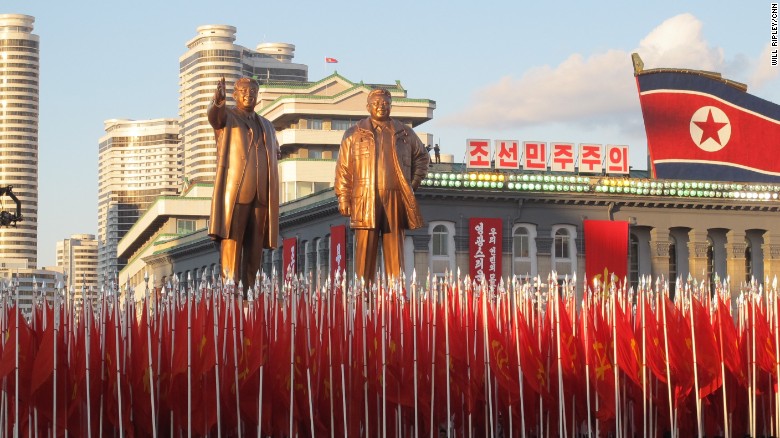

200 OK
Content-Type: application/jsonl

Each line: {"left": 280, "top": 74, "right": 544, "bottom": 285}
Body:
{"left": 411, "top": 271, "right": 419, "bottom": 438}
{"left": 611, "top": 286, "right": 621, "bottom": 437}
{"left": 13, "top": 277, "right": 18, "bottom": 438}
{"left": 289, "top": 284, "right": 296, "bottom": 438}
{"left": 767, "top": 277, "right": 780, "bottom": 435}
{"left": 444, "top": 277, "right": 452, "bottom": 438}
{"left": 751, "top": 292, "right": 757, "bottom": 438}
{"left": 52, "top": 283, "right": 59, "bottom": 437}
{"left": 661, "top": 289, "right": 675, "bottom": 438}
{"left": 112, "top": 289, "right": 124, "bottom": 438}
{"left": 211, "top": 283, "right": 222, "bottom": 437}
{"left": 257, "top": 297, "right": 264, "bottom": 438}
{"left": 715, "top": 294, "right": 730, "bottom": 438}
{"left": 327, "top": 287, "right": 335, "bottom": 438}
{"left": 553, "top": 285, "right": 567, "bottom": 438}
{"left": 429, "top": 280, "right": 437, "bottom": 438}
{"left": 230, "top": 287, "right": 243, "bottom": 438}
{"left": 512, "top": 280, "right": 526, "bottom": 438}
{"left": 689, "top": 293, "right": 703, "bottom": 437}
{"left": 481, "top": 288, "right": 495, "bottom": 438}
{"left": 381, "top": 279, "right": 387, "bottom": 438}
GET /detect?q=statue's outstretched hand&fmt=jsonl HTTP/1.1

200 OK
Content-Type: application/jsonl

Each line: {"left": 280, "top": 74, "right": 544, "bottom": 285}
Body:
{"left": 214, "top": 76, "right": 226, "bottom": 105}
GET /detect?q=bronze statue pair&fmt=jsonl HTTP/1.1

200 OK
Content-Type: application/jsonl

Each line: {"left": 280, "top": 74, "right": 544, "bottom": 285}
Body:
{"left": 208, "top": 78, "right": 427, "bottom": 287}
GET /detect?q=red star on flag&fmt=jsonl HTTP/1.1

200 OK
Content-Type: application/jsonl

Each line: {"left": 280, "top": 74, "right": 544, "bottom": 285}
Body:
{"left": 694, "top": 108, "right": 728, "bottom": 145}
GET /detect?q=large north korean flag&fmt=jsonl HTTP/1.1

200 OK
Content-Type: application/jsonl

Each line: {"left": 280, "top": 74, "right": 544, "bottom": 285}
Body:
{"left": 637, "top": 71, "right": 780, "bottom": 182}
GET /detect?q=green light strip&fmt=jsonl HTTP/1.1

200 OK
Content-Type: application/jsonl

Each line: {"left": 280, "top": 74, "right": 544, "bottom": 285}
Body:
{"left": 419, "top": 171, "right": 780, "bottom": 201}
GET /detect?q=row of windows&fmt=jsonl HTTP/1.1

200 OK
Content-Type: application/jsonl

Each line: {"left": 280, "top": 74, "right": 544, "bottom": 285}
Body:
{"left": 0, "top": 54, "right": 37, "bottom": 62}
{"left": 0, "top": 40, "right": 39, "bottom": 48}
{"left": 1, "top": 102, "right": 37, "bottom": 110}
{"left": 0, "top": 70, "right": 38, "bottom": 79}
{"left": 0, "top": 62, "right": 38, "bottom": 70}
{"left": 1, "top": 110, "right": 36, "bottom": 117}
{"left": 180, "top": 49, "right": 241, "bottom": 69}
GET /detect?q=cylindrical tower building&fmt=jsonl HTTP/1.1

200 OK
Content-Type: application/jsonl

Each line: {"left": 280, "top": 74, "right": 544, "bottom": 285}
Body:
{"left": 0, "top": 14, "right": 39, "bottom": 267}
{"left": 178, "top": 25, "right": 307, "bottom": 184}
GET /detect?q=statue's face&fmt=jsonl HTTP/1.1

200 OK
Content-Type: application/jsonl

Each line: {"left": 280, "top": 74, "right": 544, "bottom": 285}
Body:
{"left": 367, "top": 95, "right": 391, "bottom": 122}
{"left": 233, "top": 83, "right": 258, "bottom": 111}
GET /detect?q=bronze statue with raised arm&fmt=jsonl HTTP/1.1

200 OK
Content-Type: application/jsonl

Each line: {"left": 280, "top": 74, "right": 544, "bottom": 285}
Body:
{"left": 334, "top": 88, "right": 429, "bottom": 282}
{"left": 207, "top": 76, "right": 279, "bottom": 289}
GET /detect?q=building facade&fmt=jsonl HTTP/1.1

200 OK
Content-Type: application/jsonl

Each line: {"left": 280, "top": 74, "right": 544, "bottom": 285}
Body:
{"left": 0, "top": 14, "right": 39, "bottom": 267}
{"left": 97, "top": 118, "right": 180, "bottom": 280}
{"left": 256, "top": 73, "right": 436, "bottom": 203}
{"left": 270, "top": 167, "right": 780, "bottom": 298}
{"left": 178, "top": 24, "right": 308, "bottom": 185}
{"left": 56, "top": 233, "right": 98, "bottom": 303}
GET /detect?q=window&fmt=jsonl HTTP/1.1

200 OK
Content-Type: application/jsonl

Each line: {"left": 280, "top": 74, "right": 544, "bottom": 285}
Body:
{"left": 668, "top": 238, "right": 677, "bottom": 295}
{"left": 551, "top": 225, "right": 577, "bottom": 278}
{"left": 308, "top": 119, "right": 323, "bottom": 130}
{"left": 512, "top": 224, "right": 537, "bottom": 279}
{"left": 745, "top": 237, "right": 753, "bottom": 283}
{"left": 432, "top": 225, "right": 448, "bottom": 257}
{"left": 707, "top": 237, "right": 715, "bottom": 294}
{"left": 429, "top": 222, "right": 455, "bottom": 279}
{"left": 629, "top": 234, "right": 639, "bottom": 292}
{"left": 554, "top": 228, "right": 570, "bottom": 259}
{"left": 332, "top": 119, "right": 355, "bottom": 131}
{"left": 176, "top": 219, "right": 196, "bottom": 235}
{"left": 513, "top": 227, "right": 529, "bottom": 258}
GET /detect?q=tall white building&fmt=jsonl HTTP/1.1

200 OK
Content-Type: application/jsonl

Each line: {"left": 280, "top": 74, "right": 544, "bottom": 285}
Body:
{"left": 179, "top": 24, "right": 308, "bottom": 184}
{"left": 0, "top": 14, "right": 39, "bottom": 267}
{"left": 97, "top": 118, "right": 180, "bottom": 280}
{"left": 56, "top": 233, "right": 98, "bottom": 303}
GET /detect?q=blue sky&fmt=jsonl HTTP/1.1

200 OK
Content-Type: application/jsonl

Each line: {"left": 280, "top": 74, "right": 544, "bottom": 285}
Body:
{"left": 4, "top": 1, "right": 779, "bottom": 267}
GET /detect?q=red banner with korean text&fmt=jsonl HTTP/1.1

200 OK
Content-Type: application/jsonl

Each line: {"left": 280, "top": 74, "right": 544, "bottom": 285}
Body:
{"left": 584, "top": 220, "right": 628, "bottom": 287}
{"left": 469, "top": 218, "right": 502, "bottom": 288}
{"left": 283, "top": 237, "right": 298, "bottom": 279}
{"left": 330, "top": 225, "right": 346, "bottom": 280}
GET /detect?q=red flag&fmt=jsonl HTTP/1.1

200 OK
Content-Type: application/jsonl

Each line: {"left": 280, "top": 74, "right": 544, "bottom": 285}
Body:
{"left": 614, "top": 298, "right": 642, "bottom": 387}
{"left": 584, "top": 220, "right": 629, "bottom": 286}
{"left": 690, "top": 295, "right": 722, "bottom": 397}
{"left": 325, "top": 57, "right": 338, "bottom": 63}
{"left": 638, "top": 294, "right": 668, "bottom": 384}
{"left": 714, "top": 296, "right": 745, "bottom": 384}
{"left": 514, "top": 306, "right": 547, "bottom": 398}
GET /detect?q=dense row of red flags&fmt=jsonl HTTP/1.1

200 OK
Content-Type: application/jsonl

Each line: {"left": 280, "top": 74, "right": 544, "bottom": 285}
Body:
{"left": 0, "top": 273, "right": 779, "bottom": 437}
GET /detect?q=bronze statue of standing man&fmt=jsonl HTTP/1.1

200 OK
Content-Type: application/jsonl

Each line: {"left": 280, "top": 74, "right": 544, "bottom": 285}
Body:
{"left": 208, "top": 76, "right": 279, "bottom": 288}
{"left": 334, "top": 88, "right": 429, "bottom": 282}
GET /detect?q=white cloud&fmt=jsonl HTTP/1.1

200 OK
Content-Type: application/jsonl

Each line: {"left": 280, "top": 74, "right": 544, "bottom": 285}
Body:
{"left": 751, "top": 43, "right": 780, "bottom": 88}
{"left": 444, "top": 13, "right": 734, "bottom": 132}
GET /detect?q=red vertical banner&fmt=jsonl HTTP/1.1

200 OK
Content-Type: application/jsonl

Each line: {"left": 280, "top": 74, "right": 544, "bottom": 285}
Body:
{"left": 283, "top": 237, "right": 298, "bottom": 279}
{"left": 330, "top": 224, "right": 346, "bottom": 280}
{"left": 584, "top": 220, "right": 629, "bottom": 286}
{"left": 469, "top": 218, "right": 502, "bottom": 288}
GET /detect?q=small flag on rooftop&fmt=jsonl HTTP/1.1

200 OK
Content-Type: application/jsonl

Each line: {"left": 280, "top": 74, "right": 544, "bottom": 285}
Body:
{"left": 325, "top": 57, "right": 338, "bottom": 63}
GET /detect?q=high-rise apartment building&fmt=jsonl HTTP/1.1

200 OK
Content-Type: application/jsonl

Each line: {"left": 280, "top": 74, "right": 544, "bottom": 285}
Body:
{"left": 0, "top": 14, "right": 39, "bottom": 267}
{"left": 179, "top": 24, "right": 307, "bottom": 184}
{"left": 97, "top": 118, "right": 180, "bottom": 280}
{"left": 56, "top": 233, "right": 98, "bottom": 303}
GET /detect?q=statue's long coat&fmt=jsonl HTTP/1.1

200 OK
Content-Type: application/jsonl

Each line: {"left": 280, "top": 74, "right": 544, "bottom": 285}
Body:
{"left": 207, "top": 103, "right": 279, "bottom": 248}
